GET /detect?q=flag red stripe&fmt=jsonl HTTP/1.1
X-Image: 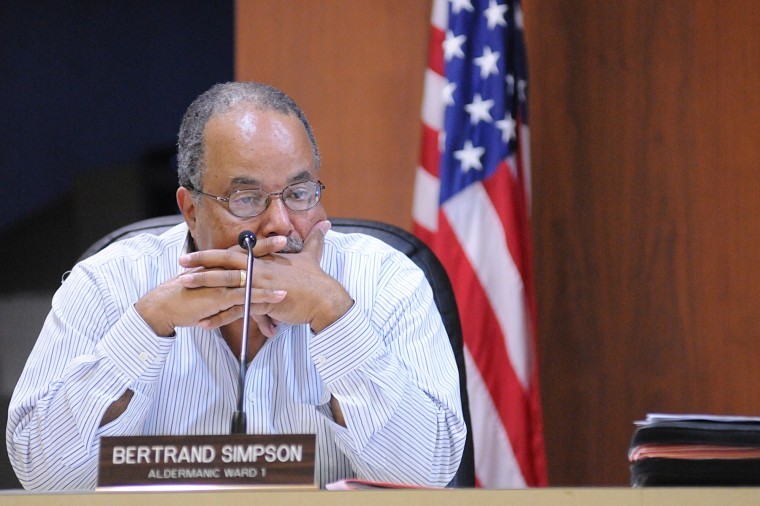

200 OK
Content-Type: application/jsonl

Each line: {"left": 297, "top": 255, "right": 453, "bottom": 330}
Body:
{"left": 483, "top": 159, "right": 540, "bottom": 372}
{"left": 431, "top": 215, "right": 538, "bottom": 484}
{"left": 428, "top": 25, "right": 445, "bottom": 77}
{"left": 419, "top": 124, "right": 441, "bottom": 178}
{"left": 412, "top": 221, "right": 435, "bottom": 247}
{"left": 479, "top": 165, "right": 546, "bottom": 486}
{"left": 513, "top": 119, "right": 539, "bottom": 323}
{"left": 482, "top": 160, "right": 527, "bottom": 280}
{"left": 527, "top": 363, "right": 548, "bottom": 485}
{"left": 514, "top": 143, "right": 546, "bottom": 487}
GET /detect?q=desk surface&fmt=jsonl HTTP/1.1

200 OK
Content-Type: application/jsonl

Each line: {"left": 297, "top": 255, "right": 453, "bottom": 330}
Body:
{"left": 0, "top": 488, "right": 759, "bottom": 506}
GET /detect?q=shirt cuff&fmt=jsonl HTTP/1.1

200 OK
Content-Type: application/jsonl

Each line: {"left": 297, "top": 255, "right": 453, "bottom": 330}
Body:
{"left": 96, "top": 305, "right": 176, "bottom": 383}
{"left": 309, "top": 302, "right": 384, "bottom": 384}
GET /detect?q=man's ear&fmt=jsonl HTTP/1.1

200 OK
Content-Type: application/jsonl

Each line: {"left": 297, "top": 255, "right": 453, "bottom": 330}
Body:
{"left": 176, "top": 187, "right": 197, "bottom": 232}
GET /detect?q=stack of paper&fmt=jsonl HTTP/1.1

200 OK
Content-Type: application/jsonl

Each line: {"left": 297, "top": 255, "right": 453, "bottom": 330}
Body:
{"left": 629, "top": 413, "right": 760, "bottom": 486}
{"left": 325, "top": 479, "right": 426, "bottom": 490}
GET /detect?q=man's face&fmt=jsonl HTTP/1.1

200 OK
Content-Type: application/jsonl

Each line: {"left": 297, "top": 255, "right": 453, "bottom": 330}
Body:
{"left": 179, "top": 105, "right": 326, "bottom": 252}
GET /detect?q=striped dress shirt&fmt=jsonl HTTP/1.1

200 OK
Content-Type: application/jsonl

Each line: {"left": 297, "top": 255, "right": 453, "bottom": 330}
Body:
{"left": 7, "top": 223, "right": 466, "bottom": 490}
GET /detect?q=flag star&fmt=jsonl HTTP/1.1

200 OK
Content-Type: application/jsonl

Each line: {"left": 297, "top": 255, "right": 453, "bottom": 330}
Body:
{"left": 442, "top": 81, "right": 457, "bottom": 105}
{"left": 496, "top": 115, "right": 516, "bottom": 143}
{"left": 450, "top": 0, "right": 474, "bottom": 14}
{"left": 484, "top": 0, "right": 508, "bottom": 30}
{"left": 505, "top": 74, "right": 515, "bottom": 94}
{"left": 454, "top": 140, "right": 485, "bottom": 172}
{"left": 515, "top": 5, "right": 524, "bottom": 30}
{"left": 474, "top": 46, "right": 500, "bottom": 79}
{"left": 443, "top": 31, "right": 466, "bottom": 61}
{"left": 465, "top": 93, "right": 495, "bottom": 124}
{"left": 517, "top": 79, "right": 527, "bottom": 102}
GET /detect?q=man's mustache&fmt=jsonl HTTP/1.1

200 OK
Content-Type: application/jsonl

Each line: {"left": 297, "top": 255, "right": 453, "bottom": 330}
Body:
{"left": 279, "top": 235, "right": 304, "bottom": 253}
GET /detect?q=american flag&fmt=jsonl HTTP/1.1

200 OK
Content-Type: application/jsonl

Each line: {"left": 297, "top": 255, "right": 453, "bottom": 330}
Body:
{"left": 413, "top": 0, "right": 547, "bottom": 487}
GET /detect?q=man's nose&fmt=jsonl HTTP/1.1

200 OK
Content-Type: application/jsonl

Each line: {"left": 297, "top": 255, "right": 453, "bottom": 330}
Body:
{"left": 257, "top": 196, "right": 294, "bottom": 237}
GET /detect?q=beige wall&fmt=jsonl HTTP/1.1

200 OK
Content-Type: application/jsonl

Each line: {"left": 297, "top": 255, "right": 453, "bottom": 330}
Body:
{"left": 236, "top": 0, "right": 760, "bottom": 485}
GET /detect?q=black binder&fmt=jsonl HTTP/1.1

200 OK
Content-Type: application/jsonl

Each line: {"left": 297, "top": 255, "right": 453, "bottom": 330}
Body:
{"left": 629, "top": 414, "right": 760, "bottom": 486}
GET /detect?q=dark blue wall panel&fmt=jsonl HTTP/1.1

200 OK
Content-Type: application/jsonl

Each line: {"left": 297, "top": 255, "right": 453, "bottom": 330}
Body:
{"left": 0, "top": 1, "right": 234, "bottom": 231}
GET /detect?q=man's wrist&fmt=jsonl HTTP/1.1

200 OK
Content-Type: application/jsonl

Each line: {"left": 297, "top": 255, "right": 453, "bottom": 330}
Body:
{"left": 134, "top": 299, "right": 176, "bottom": 337}
{"left": 310, "top": 290, "right": 354, "bottom": 334}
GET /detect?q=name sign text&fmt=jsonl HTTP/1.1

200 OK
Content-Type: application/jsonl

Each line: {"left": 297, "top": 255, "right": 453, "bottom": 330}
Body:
{"left": 98, "top": 434, "right": 315, "bottom": 488}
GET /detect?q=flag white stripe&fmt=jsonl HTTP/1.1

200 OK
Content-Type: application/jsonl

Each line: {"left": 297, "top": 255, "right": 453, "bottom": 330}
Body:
{"left": 412, "top": 167, "right": 441, "bottom": 232}
{"left": 464, "top": 346, "right": 526, "bottom": 488}
{"left": 431, "top": 0, "right": 448, "bottom": 31}
{"left": 443, "top": 182, "right": 530, "bottom": 387}
{"left": 421, "top": 69, "right": 447, "bottom": 131}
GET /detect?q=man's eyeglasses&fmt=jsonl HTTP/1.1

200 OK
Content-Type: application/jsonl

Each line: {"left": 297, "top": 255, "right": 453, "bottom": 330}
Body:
{"left": 187, "top": 180, "right": 325, "bottom": 218}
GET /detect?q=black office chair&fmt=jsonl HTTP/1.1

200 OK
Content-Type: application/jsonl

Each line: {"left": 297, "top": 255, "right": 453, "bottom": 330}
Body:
{"left": 79, "top": 215, "right": 476, "bottom": 487}
{"left": 0, "top": 396, "right": 21, "bottom": 489}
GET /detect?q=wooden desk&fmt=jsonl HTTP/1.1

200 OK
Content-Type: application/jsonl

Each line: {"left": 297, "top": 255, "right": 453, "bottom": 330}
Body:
{"left": 0, "top": 488, "right": 759, "bottom": 506}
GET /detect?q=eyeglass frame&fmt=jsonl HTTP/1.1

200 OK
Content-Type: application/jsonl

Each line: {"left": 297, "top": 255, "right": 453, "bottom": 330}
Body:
{"left": 185, "top": 180, "right": 326, "bottom": 218}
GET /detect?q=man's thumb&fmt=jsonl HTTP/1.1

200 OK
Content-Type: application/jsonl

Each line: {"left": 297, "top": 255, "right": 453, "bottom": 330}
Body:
{"left": 302, "top": 220, "right": 331, "bottom": 258}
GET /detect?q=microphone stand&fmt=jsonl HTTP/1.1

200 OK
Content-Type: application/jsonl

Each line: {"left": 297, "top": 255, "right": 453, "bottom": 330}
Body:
{"left": 231, "top": 231, "right": 256, "bottom": 434}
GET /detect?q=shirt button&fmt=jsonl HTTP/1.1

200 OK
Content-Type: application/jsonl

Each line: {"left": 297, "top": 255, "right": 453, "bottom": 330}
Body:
{"left": 138, "top": 351, "right": 151, "bottom": 362}
{"left": 315, "top": 355, "right": 327, "bottom": 365}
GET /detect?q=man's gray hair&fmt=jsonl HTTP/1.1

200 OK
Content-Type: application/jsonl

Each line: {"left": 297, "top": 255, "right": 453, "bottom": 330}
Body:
{"left": 177, "top": 82, "right": 320, "bottom": 190}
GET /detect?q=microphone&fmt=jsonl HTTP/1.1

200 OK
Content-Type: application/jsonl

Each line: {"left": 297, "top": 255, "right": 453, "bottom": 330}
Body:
{"left": 238, "top": 230, "right": 257, "bottom": 250}
{"left": 231, "top": 230, "right": 257, "bottom": 434}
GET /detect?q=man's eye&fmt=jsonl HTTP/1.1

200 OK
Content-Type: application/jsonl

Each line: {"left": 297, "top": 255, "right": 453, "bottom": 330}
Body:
{"left": 234, "top": 194, "right": 264, "bottom": 206}
{"left": 289, "top": 189, "right": 308, "bottom": 201}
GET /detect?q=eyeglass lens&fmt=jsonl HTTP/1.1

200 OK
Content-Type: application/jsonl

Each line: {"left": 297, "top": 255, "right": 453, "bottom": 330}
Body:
{"left": 228, "top": 181, "right": 322, "bottom": 217}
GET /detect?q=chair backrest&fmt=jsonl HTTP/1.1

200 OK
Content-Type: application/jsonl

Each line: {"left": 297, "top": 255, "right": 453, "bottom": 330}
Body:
{"left": 79, "top": 215, "right": 475, "bottom": 487}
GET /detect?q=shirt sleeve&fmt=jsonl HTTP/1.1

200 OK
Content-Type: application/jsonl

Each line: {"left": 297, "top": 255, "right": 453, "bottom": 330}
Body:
{"left": 6, "top": 262, "right": 175, "bottom": 491}
{"left": 309, "top": 248, "right": 467, "bottom": 487}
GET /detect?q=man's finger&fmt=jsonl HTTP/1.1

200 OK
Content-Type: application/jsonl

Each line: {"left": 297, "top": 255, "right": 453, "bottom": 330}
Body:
{"left": 180, "top": 248, "right": 243, "bottom": 269}
{"left": 179, "top": 269, "right": 240, "bottom": 288}
{"left": 252, "top": 313, "right": 276, "bottom": 337}
{"left": 253, "top": 235, "right": 288, "bottom": 257}
{"left": 198, "top": 304, "right": 246, "bottom": 329}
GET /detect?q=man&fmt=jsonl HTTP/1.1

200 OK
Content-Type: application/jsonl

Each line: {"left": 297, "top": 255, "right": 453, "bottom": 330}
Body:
{"left": 7, "top": 82, "right": 466, "bottom": 490}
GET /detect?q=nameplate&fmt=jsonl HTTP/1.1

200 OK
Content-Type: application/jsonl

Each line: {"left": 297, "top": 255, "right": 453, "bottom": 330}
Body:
{"left": 98, "top": 434, "right": 316, "bottom": 488}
